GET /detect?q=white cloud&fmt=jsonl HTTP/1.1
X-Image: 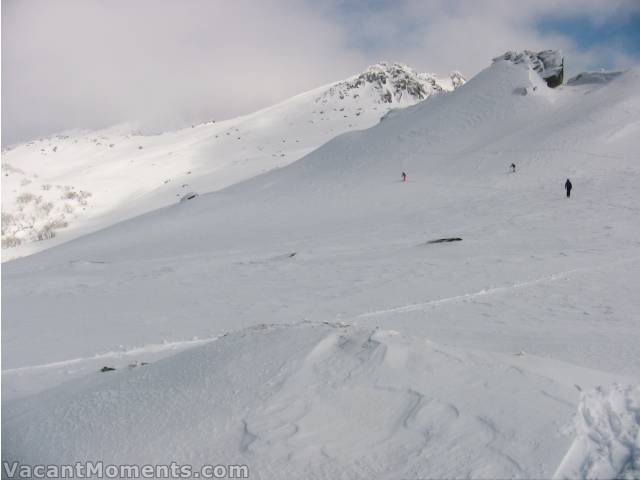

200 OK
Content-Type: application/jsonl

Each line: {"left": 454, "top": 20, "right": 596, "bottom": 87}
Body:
{"left": 1, "top": 0, "right": 365, "bottom": 144}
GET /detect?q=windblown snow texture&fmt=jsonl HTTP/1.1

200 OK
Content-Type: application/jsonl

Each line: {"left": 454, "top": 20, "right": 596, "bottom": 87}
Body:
{"left": 554, "top": 385, "right": 640, "bottom": 480}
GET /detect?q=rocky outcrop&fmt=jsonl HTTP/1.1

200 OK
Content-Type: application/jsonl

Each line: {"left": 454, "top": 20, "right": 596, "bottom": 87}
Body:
{"left": 316, "top": 62, "right": 466, "bottom": 105}
{"left": 494, "top": 50, "right": 564, "bottom": 88}
{"left": 448, "top": 71, "right": 466, "bottom": 90}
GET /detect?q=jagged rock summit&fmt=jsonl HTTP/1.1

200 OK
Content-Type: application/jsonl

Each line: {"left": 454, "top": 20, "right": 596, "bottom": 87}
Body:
{"left": 316, "top": 62, "right": 466, "bottom": 106}
{"left": 494, "top": 50, "right": 564, "bottom": 88}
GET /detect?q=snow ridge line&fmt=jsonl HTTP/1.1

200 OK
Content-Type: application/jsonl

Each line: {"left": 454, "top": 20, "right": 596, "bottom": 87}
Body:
{"left": 356, "top": 256, "right": 640, "bottom": 319}
{"left": 1, "top": 337, "right": 216, "bottom": 375}
{"left": 0, "top": 321, "right": 345, "bottom": 375}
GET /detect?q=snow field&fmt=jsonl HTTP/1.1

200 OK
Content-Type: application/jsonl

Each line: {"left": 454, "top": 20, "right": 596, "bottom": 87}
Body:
{"left": 2, "top": 57, "right": 640, "bottom": 478}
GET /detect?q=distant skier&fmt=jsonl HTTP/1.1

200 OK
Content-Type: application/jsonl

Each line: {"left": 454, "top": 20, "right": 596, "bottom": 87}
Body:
{"left": 565, "top": 178, "right": 572, "bottom": 198}
{"left": 401, "top": 172, "right": 407, "bottom": 182}
{"left": 510, "top": 163, "right": 516, "bottom": 173}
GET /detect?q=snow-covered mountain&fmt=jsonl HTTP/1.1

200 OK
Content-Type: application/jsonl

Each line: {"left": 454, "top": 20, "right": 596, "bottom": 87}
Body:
{"left": 3, "top": 52, "right": 640, "bottom": 478}
{"left": 316, "top": 62, "right": 465, "bottom": 104}
{"left": 1, "top": 62, "right": 464, "bottom": 260}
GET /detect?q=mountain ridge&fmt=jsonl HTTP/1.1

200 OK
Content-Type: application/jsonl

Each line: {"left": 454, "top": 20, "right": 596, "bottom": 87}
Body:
{"left": 1, "top": 62, "right": 464, "bottom": 259}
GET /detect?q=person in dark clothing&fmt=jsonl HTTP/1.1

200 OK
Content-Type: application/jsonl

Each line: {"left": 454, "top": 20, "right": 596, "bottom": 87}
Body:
{"left": 510, "top": 163, "right": 516, "bottom": 173}
{"left": 401, "top": 172, "right": 407, "bottom": 182}
{"left": 565, "top": 178, "right": 572, "bottom": 197}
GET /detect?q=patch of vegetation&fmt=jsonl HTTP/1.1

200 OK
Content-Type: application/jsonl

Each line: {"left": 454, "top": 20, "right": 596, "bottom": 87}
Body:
{"left": 61, "top": 190, "right": 92, "bottom": 206}
{"left": 16, "top": 193, "right": 37, "bottom": 204}
{"left": 35, "top": 218, "right": 68, "bottom": 241}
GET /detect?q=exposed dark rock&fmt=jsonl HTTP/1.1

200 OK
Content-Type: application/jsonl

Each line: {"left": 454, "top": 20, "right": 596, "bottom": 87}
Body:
{"left": 494, "top": 50, "right": 564, "bottom": 88}
{"left": 426, "top": 237, "right": 462, "bottom": 244}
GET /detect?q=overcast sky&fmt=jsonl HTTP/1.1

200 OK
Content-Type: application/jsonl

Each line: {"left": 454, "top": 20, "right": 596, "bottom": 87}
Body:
{"left": 2, "top": 0, "right": 639, "bottom": 145}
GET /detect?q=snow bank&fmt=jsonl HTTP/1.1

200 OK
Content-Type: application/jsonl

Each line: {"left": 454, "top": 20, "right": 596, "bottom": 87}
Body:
{"left": 554, "top": 384, "right": 640, "bottom": 480}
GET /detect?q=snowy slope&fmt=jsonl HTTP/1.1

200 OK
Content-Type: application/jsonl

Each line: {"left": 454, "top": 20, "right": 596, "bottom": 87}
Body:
{"left": 1, "top": 63, "right": 463, "bottom": 260}
{"left": 3, "top": 56, "right": 640, "bottom": 478}
{"left": 3, "top": 323, "right": 636, "bottom": 479}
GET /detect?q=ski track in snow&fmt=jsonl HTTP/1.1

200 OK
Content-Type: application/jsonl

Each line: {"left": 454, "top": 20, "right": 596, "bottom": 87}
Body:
{"left": 356, "top": 255, "right": 640, "bottom": 319}
{"left": 1, "top": 336, "right": 215, "bottom": 375}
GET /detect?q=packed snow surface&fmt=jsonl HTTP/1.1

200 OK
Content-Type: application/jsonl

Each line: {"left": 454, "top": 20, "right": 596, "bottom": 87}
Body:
{"left": 3, "top": 59, "right": 640, "bottom": 478}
